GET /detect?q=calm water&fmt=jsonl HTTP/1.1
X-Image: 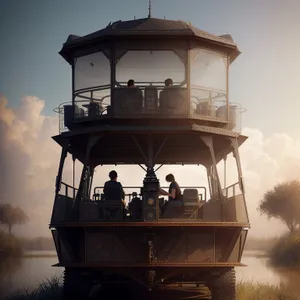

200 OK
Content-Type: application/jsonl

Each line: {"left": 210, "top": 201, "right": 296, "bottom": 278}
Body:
{"left": 0, "top": 250, "right": 281, "bottom": 298}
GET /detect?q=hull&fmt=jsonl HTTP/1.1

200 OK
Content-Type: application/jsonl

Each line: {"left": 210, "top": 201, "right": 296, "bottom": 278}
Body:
{"left": 51, "top": 224, "right": 247, "bottom": 288}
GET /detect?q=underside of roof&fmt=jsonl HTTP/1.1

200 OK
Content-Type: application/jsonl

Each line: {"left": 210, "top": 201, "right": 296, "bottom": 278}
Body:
{"left": 52, "top": 126, "right": 248, "bottom": 167}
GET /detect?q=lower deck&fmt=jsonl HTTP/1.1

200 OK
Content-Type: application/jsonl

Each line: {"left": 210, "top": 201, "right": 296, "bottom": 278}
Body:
{"left": 52, "top": 221, "right": 250, "bottom": 228}
{"left": 52, "top": 262, "right": 247, "bottom": 268}
{"left": 50, "top": 182, "right": 249, "bottom": 226}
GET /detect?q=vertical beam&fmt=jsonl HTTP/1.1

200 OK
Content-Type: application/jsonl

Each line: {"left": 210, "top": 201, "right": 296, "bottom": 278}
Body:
{"left": 148, "top": 135, "right": 154, "bottom": 169}
{"left": 72, "top": 59, "right": 76, "bottom": 118}
{"left": 213, "top": 227, "right": 216, "bottom": 262}
{"left": 88, "top": 167, "right": 95, "bottom": 199}
{"left": 224, "top": 155, "right": 227, "bottom": 189}
{"left": 72, "top": 134, "right": 103, "bottom": 220}
{"left": 187, "top": 40, "right": 191, "bottom": 118}
{"left": 55, "top": 140, "right": 69, "bottom": 196}
{"left": 201, "top": 136, "right": 224, "bottom": 220}
{"left": 226, "top": 55, "right": 230, "bottom": 127}
{"left": 110, "top": 41, "right": 116, "bottom": 102}
{"left": 72, "top": 153, "right": 76, "bottom": 199}
{"left": 201, "top": 136, "right": 223, "bottom": 198}
{"left": 230, "top": 137, "right": 250, "bottom": 223}
{"left": 206, "top": 166, "right": 212, "bottom": 198}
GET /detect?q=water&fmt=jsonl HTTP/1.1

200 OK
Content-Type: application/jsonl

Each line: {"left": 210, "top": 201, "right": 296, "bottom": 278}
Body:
{"left": 0, "top": 250, "right": 281, "bottom": 298}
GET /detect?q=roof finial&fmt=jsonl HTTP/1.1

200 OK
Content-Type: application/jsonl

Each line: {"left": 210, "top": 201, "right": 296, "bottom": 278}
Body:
{"left": 148, "top": 0, "right": 152, "bottom": 18}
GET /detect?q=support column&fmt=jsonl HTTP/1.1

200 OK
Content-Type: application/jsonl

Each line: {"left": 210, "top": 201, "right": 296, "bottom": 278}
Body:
{"left": 224, "top": 155, "right": 227, "bottom": 189}
{"left": 201, "top": 136, "right": 225, "bottom": 220}
{"left": 206, "top": 166, "right": 213, "bottom": 198}
{"left": 229, "top": 137, "right": 249, "bottom": 222}
{"left": 148, "top": 135, "right": 154, "bottom": 169}
{"left": 201, "top": 136, "right": 223, "bottom": 199}
{"left": 72, "top": 153, "right": 76, "bottom": 199}
{"left": 88, "top": 167, "right": 95, "bottom": 200}
{"left": 229, "top": 138, "right": 244, "bottom": 193}
{"left": 55, "top": 139, "right": 69, "bottom": 196}
{"left": 72, "top": 134, "right": 103, "bottom": 220}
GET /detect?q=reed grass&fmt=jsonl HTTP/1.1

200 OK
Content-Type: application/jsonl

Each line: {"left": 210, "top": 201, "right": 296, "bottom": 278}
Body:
{"left": 4, "top": 275, "right": 300, "bottom": 300}
{"left": 3, "top": 276, "right": 62, "bottom": 300}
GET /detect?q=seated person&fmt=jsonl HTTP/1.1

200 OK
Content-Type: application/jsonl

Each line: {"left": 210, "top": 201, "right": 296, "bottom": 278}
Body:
{"left": 164, "top": 78, "right": 173, "bottom": 88}
{"left": 128, "top": 192, "right": 142, "bottom": 219}
{"left": 125, "top": 79, "right": 143, "bottom": 108}
{"left": 158, "top": 173, "right": 183, "bottom": 217}
{"left": 159, "top": 78, "right": 174, "bottom": 111}
{"left": 158, "top": 173, "right": 182, "bottom": 202}
{"left": 127, "top": 79, "right": 135, "bottom": 88}
{"left": 103, "top": 170, "right": 126, "bottom": 207}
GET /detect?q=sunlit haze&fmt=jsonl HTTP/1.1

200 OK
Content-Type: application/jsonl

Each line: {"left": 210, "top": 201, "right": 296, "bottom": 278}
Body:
{"left": 0, "top": 0, "right": 300, "bottom": 238}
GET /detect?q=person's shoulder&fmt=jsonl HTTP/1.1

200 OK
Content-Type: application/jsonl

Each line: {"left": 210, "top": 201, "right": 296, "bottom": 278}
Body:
{"left": 170, "top": 181, "right": 177, "bottom": 188}
{"left": 173, "top": 181, "right": 180, "bottom": 188}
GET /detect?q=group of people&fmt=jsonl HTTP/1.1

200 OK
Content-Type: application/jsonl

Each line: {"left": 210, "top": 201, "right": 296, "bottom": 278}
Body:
{"left": 103, "top": 170, "right": 182, "bottom": 205}
{"left": 127, "top": 78, "right": 174, "bottom": 88}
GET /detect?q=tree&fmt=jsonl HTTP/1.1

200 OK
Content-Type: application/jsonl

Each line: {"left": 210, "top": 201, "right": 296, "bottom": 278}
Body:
{"left": 259, "top": 180, "right": 300, "bottom": 232}
{"left": 0, "top": 204, "right": 29, "bottom": 234}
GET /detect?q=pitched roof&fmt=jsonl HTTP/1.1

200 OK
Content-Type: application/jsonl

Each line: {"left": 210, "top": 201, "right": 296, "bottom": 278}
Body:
{"left": 63, "top": 17, "right": 237, "bottom": 47}
{"left": 60, "top": 17, "right": 240, "bottom": 64}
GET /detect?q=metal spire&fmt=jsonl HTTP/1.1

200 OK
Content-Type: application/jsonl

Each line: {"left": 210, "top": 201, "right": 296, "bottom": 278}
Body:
{"left": 148, "top": 0, "right": 152, "bottom": 18}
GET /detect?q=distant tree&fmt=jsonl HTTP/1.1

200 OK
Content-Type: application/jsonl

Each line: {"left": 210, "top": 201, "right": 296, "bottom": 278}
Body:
{"left": 259, "top": 180, "right": 300, "bottom": 232}
{"left": 0, "top": 204, "right": 29, "bottom": 234}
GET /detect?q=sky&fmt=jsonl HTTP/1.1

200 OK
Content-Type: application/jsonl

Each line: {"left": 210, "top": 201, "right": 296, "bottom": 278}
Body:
{"left": 0, "top": 0, "right": 300, "bottom": 238}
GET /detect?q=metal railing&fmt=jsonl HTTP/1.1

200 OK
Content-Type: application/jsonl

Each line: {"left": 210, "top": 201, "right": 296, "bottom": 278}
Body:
{"left": 59, "top": 182, "right": 78, "bottom": 199}
{"left": 222, "top": 182, "right": 241, "bottom": 199}
{"left": 93, "top": 186, "right": 207, "bottom": 202}
{"left": 53, "top": 86, "right": 245, "bottom": 134}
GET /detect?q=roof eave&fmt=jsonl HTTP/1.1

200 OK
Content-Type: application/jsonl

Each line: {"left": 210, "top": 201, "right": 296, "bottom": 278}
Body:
{"left": 58, "top": 32, "right": 241, "bottom": 65}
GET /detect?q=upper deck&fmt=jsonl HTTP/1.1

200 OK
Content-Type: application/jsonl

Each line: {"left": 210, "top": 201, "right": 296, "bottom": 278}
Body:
{"left": 54, "top": 17, "right": 245, "bottom": 135}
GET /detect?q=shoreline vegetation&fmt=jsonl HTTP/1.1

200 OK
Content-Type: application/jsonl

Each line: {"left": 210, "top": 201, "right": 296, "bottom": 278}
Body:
{"left": 3, "top": 276, "right": 300, "bottom": 300}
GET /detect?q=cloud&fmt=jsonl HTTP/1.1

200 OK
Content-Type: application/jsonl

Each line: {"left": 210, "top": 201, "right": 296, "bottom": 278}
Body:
{"left": 0, "top": 96, "right": 60, "bottom": 237}
{"left": 1, "top": 95, "right": 300, "bottom": 238}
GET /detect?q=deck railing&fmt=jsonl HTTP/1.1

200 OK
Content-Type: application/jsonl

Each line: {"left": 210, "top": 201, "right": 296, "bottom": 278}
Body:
{"left": 93, "top": 185, "right": 207, "bottom": 203}
{"left": 222, "top": 181, "right": 241, "bottom": 198}
{"left": 59, "top": 182, "right": 78, "bottom": 199}
{"left": 53, "top": 87, "right": 245, "bottom": 134}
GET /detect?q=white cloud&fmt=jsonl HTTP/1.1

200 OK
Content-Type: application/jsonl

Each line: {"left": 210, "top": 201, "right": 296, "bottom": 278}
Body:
{"left": 1, "top": 95, "right": 300, "bottom": 238}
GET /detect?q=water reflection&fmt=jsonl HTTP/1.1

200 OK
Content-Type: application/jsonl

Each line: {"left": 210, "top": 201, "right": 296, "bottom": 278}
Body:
{"left": 0, "top": 257, "right": 22, "bottom": 299}
{"left": 1, "top": 250, "right": 297, "bottom": 298}
{"left": 238, "top": 250, "right": 281, "bottom": 285}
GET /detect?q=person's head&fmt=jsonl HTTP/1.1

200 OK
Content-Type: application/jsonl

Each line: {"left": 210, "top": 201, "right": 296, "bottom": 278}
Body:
{"left": 165, "top": 78, "right": 173, "bottom": 87}
{"left": 165, "top": 173, "right": 175, "bottom": 183}
{"left": 127, "top": 79, "right": 135, "bottom": 87}
{"left": 109, "top": 170, "right": 118, "bottom": 181}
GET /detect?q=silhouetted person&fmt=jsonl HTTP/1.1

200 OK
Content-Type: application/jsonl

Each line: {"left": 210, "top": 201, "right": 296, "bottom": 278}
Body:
{"left": 127, "top": 79, "right": 135, "bottom": 87}
{"left": 103, "top": 170, "right": 125, "bottom": 204}
{"left": 159, "top": 173, "right": 183, "bottom": 218}
{"left": 164, "top": 78, "right": 173, "bottom": 87}
{"left": 159, "top": 173, "right": 182, "bottom": 202}
{"left": 129, "top": 192, "right": 142, "bottom": 220}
